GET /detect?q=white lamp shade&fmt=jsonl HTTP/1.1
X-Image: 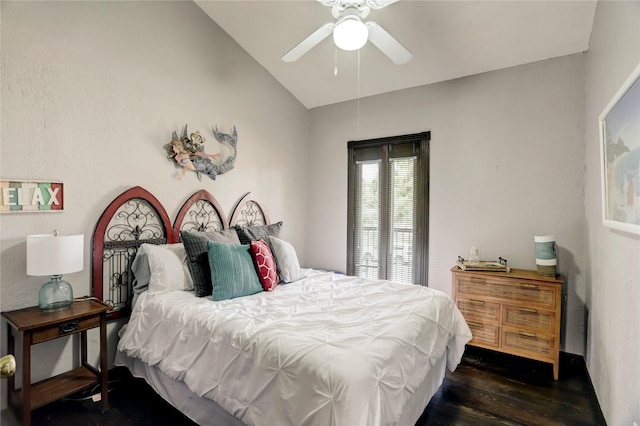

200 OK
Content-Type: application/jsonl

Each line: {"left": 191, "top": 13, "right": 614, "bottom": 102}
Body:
{"left": 333, "top": 17, "right": 368, "bottom": 51}
{"left": 27, "top": 233, "right": 84, "bottom": 276}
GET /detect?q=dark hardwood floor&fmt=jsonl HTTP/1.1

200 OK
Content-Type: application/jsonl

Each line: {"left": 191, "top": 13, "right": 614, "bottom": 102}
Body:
{"left": 1, "top": 347, "right": 605, "bottom": 426}
{"left": 417, "top": 347, "right": 606, "bottom": 425}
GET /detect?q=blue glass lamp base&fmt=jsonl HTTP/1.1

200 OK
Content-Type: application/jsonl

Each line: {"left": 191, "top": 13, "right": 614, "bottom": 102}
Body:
{"left": 39, "top": 275, "right": 73, "bottom": 312}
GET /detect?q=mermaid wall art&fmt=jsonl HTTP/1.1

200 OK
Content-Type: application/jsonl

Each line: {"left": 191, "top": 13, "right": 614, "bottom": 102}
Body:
{"left": 165, "top": 125, "right": 238, "bottom": 181}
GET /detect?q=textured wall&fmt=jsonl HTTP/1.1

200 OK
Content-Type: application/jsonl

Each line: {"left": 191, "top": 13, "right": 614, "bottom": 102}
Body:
{"left": 307, "top": 55, "right": 587, "bottom": 355}
{"left": 0, "top": 1, "right": 309, "bottom": 410}
{"left": 584, "top": 2, "right": 640, "bottom": 424}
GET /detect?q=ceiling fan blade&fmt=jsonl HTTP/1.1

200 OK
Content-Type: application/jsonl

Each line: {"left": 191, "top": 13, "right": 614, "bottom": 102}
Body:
{"left": 366, "top": 21, "right": 412, "bottom": 65}
{"left": 365, "top": 0, "right": 399, "bottom": 9}
{"left": 282, "top": 23, "right": 336, "bottom": 62}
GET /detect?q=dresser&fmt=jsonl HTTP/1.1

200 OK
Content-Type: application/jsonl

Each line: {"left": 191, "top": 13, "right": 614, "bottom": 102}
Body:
{"left": 451, "top": 266, "right": 563, "bottom": 379}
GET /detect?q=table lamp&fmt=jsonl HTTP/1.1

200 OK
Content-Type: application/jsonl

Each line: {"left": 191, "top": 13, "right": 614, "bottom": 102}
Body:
{"left": 27, "top": 231, "right": 84, "bottom": 312}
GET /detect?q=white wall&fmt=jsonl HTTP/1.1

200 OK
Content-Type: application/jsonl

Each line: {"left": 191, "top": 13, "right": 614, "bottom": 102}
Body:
{"left": 307, "top": 55, "right": 587, "bottom": 355}
{"left": 0, "top": 1, "right": 308, "bottom": 410}
{"left": 3, "top": 1, "right": 638, "bottom": 424}
{"left": 584, "top": 2, "right": 640, "bottom": 425}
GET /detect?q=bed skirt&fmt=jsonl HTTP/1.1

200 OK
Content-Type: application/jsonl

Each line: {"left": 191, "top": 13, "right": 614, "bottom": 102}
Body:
{"left": 114, "top": 347, "right": 447, "bottom": 426}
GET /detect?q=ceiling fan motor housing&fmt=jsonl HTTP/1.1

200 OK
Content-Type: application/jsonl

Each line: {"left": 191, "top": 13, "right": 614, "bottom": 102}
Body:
{"left": 332, "top": 4, "right": 370, "bottom": 19}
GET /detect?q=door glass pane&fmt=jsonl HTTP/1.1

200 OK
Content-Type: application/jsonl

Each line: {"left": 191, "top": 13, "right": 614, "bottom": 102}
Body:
{"left": 388, "top": 157, "right": 416, "bottom": 284}
{"left": 355, "top": 160, "right": 380, "bottom": 280}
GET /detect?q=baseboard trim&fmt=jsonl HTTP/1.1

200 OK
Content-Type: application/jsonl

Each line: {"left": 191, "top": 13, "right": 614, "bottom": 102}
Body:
{"left": 560, "top": 351, "right": 607, "bottom": 425}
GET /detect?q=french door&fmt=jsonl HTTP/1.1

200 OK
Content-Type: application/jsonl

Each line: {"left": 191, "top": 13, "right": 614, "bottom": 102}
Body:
{"left": 347, "top": 132, "right": 429, "bottom": 285}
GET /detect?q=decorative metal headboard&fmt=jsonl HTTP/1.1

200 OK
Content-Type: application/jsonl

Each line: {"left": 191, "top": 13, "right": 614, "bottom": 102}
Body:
{"left": 229, "top": 192, "right": 270, "bottom": 227}
{"left": 92, "top": 187, "right": 173, "bottom": 319}
{"left": 92, "top": 188, "right": 271, "bottom": 319}
{"left": 173, "top": 190, "right": 229, "bottom": 240}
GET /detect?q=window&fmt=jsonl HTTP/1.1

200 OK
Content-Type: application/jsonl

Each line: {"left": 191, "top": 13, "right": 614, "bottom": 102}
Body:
{"left": 347, "top": 132, "right": 429, "bottom": 285}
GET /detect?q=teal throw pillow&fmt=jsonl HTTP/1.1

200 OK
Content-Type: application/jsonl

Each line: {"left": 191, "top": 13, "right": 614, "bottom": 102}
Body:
{"left": 207, "top": 240, "right": 262, "bottom": 301}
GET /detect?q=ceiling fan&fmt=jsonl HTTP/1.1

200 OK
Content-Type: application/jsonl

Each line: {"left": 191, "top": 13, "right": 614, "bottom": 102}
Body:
{"left": 281, "top": 0, "right": 412, "bottom": 65}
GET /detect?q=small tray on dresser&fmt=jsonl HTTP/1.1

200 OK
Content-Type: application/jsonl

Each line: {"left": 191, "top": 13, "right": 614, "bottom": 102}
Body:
{"left": 456, "top": 256, "right": 511, "bottom": 272}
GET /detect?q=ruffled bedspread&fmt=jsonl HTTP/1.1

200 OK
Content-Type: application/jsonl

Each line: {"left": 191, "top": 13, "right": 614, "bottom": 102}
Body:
{"left": 118, "top": 269, "right": 472, "bottom": 426}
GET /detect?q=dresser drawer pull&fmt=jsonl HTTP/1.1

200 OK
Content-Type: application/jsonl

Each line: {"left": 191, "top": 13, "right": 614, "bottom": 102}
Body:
{"left": 518, "top": 332, "right": 537, "bottom": 338}
{"left": 469, "top": 300, "right": 486, "bottom": 306}
{"left": 470, "top": 277, "right": 486, "bottom": 284}
{"left": 467, "top": 321, "right": 484, "bottom": 328}
{"left": 520, "top": 284, "right": 539, "bottom": 289}
{"left": 519, "top": 308, "right": 538, "bottom": 313}
{"left": 59, "top": 321, "right": 79, "bottom": 334}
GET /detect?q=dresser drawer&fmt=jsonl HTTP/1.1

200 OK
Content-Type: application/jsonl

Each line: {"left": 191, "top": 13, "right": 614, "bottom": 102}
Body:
{"left": 502, "top": 328, "right": 554, "bottom": 358}
{"left": 503, "top": 305, "right": 556, "bottom": 333}
{"left": 455, "top": 276, "right": 557, "bottom": 309}
{"left": 457, "top": 298, "right": 500, "bottom": 323}
{"left": 31, "top": 316, "right": 100, "bottom": 344}
{"left": 467, "top": 320, "right": 499, "bottom": 348}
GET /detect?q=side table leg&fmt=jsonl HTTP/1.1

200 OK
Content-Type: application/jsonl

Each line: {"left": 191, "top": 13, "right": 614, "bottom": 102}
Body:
{"left": 6, "top": 325, "right": 17, "bottom": 412}
{"left": 22, "top": 331, "right": 31, "bottom": 426}
{"left": 81, "top": 329, "right": 88, "bottom": 365}
{"left": 99, "top": 313, "right": 109, "bottom": 413}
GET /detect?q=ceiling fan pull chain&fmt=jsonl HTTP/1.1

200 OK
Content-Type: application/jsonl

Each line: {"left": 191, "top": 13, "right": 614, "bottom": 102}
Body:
{"left": 357, "top": 49, "right": 361, "bottom": 136}
{"left": 334, "top": 46, "right": 338, "bottom": 76}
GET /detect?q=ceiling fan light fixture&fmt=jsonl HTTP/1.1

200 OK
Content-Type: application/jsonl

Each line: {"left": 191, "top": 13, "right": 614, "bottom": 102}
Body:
{"left": 333, "top": 16, "right": 368, "bottom": 51}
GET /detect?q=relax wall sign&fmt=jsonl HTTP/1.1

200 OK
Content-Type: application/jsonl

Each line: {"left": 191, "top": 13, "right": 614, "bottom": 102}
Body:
{"left": 0, "top": 180, "right": 64, "bottom": 213}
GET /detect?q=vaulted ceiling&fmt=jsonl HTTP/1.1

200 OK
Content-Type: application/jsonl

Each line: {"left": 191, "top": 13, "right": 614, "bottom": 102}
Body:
{"left": 196, "top": 1, "right": 597, "bottom": 109}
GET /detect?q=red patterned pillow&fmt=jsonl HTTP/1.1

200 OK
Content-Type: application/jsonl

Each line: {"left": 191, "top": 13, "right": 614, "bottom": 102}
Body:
{"left": 249, "top": 239, "right": 279, "bottom": 291}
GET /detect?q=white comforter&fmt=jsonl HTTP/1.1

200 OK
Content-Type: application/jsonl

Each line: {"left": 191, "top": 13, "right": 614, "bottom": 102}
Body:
{"left": 118, "top": 269, "right": 471, "bottom": 426}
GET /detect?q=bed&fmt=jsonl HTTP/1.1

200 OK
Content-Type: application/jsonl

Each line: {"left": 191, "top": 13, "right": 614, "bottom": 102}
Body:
{"left": 92, "top": 187, "right": 472, "bottom": 426}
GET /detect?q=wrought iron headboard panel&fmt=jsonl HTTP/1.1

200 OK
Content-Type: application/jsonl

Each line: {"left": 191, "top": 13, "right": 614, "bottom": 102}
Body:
{"left": 229, "top": 192, "right": 270, "bottom": 227}
{"left": 92, "top": 186, "right": 173, "bottom": 319}
{"left": 173, "top": 190, "right": 228, "bottom": 240}
{"left": 93, "top": 188, "right": 272, "bottom": 319}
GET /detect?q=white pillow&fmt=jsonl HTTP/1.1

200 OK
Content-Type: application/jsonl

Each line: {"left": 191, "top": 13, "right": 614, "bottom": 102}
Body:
{"left": 145, "top": 243, "right": 194, "bottom": 294}
{"left": 267, "top": 236, "right": 301, "bottom": 283}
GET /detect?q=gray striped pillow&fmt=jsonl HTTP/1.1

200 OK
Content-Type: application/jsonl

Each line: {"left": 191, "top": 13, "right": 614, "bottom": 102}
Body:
{"left": 234, "top": 221, "right": 283, "bottom": 245}
{"left": 181, "top": 229, "right": 240, "bottom": 297}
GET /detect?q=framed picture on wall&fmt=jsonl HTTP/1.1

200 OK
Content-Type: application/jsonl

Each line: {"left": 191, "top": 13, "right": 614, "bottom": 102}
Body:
{"left": 599, "top": 61, "right": 640, "bottom": 234}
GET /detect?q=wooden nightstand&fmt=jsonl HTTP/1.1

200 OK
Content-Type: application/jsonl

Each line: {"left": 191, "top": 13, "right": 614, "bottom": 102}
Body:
{"left": 2, "top": 299, "right": 110, "bottom": 425}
